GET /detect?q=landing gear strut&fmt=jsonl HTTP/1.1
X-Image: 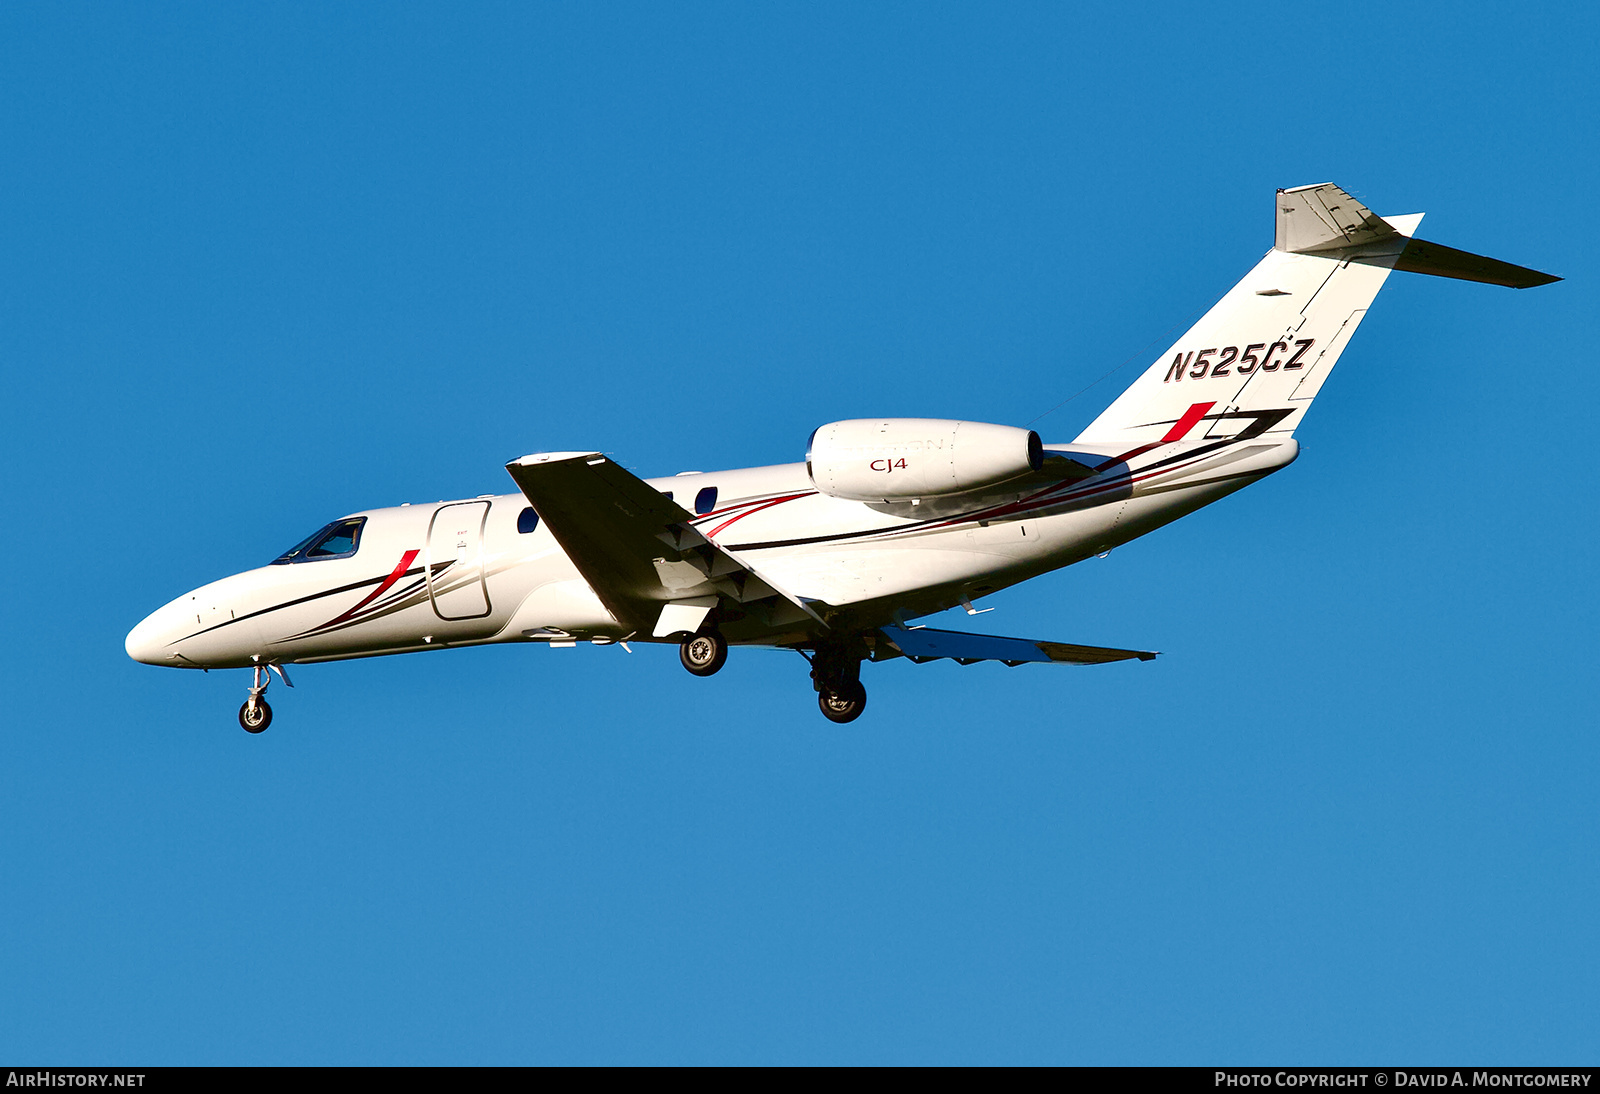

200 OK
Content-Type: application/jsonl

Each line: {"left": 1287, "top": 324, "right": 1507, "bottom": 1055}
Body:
{"left": 680, "top": 631, "right": 728, "bottom": 677}
{"left": 809, "top": 644, "right": 867, "bottom": 724}
{"left": 239, "top": 664, "right": 273, "bottom": 733}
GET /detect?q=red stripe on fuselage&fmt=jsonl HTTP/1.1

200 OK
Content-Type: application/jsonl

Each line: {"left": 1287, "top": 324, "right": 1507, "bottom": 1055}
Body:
{"left": 1092, "top": 401, "right": 1218, "bottom": 472}
{"left": 317, "top": 549, "right": 421, "bottom": 629}
{"left": 706, "top": 492, "right": 811, "bottom": 538}
{"left": 1162, "top": 401, "right": 1216, "bottom": 443}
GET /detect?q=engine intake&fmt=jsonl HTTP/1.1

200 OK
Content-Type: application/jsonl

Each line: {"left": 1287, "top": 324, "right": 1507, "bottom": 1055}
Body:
{"left": 806, "top": 419, "right": 1044, "bottom": 502}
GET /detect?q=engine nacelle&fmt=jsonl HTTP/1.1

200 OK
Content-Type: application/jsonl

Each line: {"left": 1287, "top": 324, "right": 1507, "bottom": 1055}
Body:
{"left": 806, "top": 419, "right": 1044, "bottom": 502}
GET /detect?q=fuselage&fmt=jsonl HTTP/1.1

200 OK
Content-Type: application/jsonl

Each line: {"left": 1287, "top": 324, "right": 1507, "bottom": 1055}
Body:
{"left": 125, "top": 437, "right": 1298, "bottom": 671}
{"left": 123, "top": 182, "right": 1558, "bottom": 735}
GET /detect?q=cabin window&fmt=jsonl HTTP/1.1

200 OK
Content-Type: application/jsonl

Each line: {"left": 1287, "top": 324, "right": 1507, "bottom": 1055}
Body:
{"left": 517, "top": 507, "right": 540, "bottom": 534}
{"left": 695, "top": 486, "right": 718, "bottom": 515}
{"left": 271, "top": 517, "right": 366, "bottom": 564}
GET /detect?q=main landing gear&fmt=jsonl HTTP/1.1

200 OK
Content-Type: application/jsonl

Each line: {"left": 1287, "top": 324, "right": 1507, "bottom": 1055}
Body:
{"left": 680, "top": 631, "right": 728, "bottom": 677}
{"left": 678, "top": 630, "right": 870, "bottom": 723}
{"left": 238, "top": 663, "right": 290, "bottom": 734}
{"left": 809, "top": 644, "right": 867, "bottom": 724}
{"left": 818, "top": 681, "right": 866, "bottom": 723}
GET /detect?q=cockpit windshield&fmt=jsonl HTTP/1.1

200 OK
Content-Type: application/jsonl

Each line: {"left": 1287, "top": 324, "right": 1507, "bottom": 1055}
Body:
{"left": 271, "top": 517, "right": 367, "bottom": 564}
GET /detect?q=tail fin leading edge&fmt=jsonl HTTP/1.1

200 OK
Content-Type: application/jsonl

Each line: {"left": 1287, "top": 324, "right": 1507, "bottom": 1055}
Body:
{"left": 1074, "top": 183, "right": 1558, "bottom": 447}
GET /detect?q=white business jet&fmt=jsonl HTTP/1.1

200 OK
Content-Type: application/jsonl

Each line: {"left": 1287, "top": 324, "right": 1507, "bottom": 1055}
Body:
{"left": 126, "top": 184, "right": 1558, "bottom": 731}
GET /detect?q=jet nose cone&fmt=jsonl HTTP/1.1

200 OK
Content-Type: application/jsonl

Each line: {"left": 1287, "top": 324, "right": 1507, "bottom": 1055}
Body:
{"left": 126, "top": 606, "right": 178, "bottom": 665}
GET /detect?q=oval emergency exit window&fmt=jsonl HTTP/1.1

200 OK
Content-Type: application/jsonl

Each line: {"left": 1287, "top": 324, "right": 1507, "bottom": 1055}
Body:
{"left": 695, "top": 487, "right": 718, "bottom": 515}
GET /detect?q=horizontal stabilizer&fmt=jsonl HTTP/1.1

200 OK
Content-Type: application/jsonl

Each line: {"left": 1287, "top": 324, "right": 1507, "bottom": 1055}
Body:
{"left": 878, "top": 625, "right": 1156, "bottom": 667}
{"left": 1277, "top": 181, "right": 1559, "bottom": 288}
{"left": 1392, "top": 237, "right": 1560, "bottom": 289}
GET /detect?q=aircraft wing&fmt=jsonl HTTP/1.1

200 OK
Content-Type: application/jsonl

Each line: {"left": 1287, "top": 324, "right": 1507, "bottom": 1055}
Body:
{"left": 877, "top": 625, "right": 1157, "bottom": 666}
{"left": 505, "top": 452, "right": 822, "bottom": 637}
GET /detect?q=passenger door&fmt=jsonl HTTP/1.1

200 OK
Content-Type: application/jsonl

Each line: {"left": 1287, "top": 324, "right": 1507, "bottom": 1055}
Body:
{"left": 426, "top": 501, "right": 492, "bottom": 620}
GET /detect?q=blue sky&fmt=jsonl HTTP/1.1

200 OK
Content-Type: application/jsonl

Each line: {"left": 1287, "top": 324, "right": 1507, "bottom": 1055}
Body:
{"left": 2, "top": 2, "right": 1595, "bottom": 1064}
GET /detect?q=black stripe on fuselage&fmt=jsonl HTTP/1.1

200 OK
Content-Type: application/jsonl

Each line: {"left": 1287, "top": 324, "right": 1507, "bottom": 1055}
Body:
{"left": 283, "top": 575, "right": 434, "bottom": 641}
{"left": 722, "top": 438, "right": 1255, "bottom": 552}
{"left": 177, "top": 566, "right": 429, "bottom": 642}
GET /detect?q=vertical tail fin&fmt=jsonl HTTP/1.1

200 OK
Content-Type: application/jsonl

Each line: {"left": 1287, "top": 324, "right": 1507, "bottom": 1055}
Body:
{"left": 1073, "top": 184, "right": 1558, "bottom": 447}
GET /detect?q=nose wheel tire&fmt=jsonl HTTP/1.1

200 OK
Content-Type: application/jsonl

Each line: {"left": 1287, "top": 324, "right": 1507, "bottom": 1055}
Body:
{"left": 239, "top": 698, "right": 273, "bottom": 733}
{"left": 680, "top": 632, "right": 728, "bottom": 677}
{"left": 818, "top": 681, "right": 867, "bottom": 724}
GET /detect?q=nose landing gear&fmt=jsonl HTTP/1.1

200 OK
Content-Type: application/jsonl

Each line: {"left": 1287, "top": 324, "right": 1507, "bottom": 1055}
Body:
{"left": 237, "top": 663, "right": 290, "bottom": 733}
{"left": 239, "top": 696, "right": 272, "bottom": 733}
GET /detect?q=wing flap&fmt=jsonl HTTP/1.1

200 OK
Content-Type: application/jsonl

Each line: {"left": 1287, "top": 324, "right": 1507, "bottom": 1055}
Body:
{"left": 878, "top": 625, "right": 1157, "bottom": 666}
